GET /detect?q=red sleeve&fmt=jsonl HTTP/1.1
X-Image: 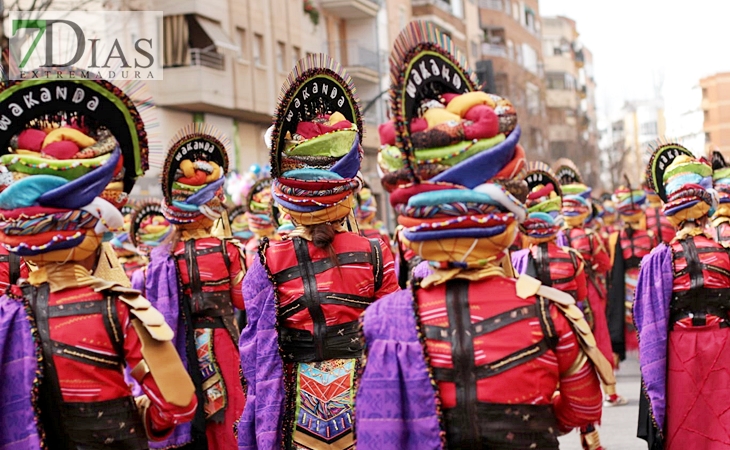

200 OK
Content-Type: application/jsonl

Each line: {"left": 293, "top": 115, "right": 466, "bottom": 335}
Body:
{"left": 119, "top": 302, "right": 197, "bottom": 438}
{"left": 551, "top": 307, "right": 602, "bottom": 431}
{"left": 375, "top": 238, "right": 400, "bottom": 298}
{"left": 227, "top": 241, "right": 246, "bottom": 311}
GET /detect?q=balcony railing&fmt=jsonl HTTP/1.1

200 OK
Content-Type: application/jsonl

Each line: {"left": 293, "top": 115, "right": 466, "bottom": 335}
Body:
{"left": 190, "top": 48, "right": 224, "bottom": 70}
{"left": 479, "top": 0, "right": 503, "bottom": 10}
{"left": 481, "top": 43, "right": 508, "bottom": 58}
{"left": 412, "top": 0, "right": 453, "bottom": 14}
{"left": 328, "top": 40, "right": 380, "bottom": 73}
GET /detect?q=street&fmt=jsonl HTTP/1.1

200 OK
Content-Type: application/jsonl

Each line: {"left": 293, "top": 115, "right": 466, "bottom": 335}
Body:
{"left": 559, "top": 355, "right": 646, "bottom": 450}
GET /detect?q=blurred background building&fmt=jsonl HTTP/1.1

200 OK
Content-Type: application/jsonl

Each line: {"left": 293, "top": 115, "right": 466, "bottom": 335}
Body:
{"left": 701, "top": 72, "right": 730, "bottom": 159}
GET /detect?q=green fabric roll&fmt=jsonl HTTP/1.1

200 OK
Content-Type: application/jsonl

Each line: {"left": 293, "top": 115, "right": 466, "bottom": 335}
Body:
{"left": 286, "top": 129, "right": 357, "bottom": 158}
{"left": 414, "top": 134, "right": 506, "bottom": 166}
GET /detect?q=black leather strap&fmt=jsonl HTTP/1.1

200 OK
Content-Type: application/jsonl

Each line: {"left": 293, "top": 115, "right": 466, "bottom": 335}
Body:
{"left": 425, "top": 304, "right": 538, "bottom": 341}
{"left": 272, "top": 251, "right": 374, "bottom": 284}
{"left": 48, "top": 300, "right": 103, "bottom": 318}
{"left": 101, "top": 296, "right": 125, "bottom": 360}
{"left": 534, "top": 243, "right": 579, "bottom": 286}
{"left": 185, "top": 239, "right": 205, "bottom": 313}
{"left": 51, "top": 340, "right": 123, "bottom": 369}
{"left": 278, "top": 291, "right": 375, "bottom": 320}
{"left": 680, "top": 237, "right": 704, "bottom": 290}
{"left": 369, "top": 239, "right": 383, "bottom": 292}
{"left": 8, "top": 252, "right": 20, "bottom": 285}
{"left": 292, "top": 237, "right": 328, "bottom": 361}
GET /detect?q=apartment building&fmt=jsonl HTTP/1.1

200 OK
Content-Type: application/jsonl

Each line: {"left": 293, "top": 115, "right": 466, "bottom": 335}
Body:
{"left": 701, "top": 72, "right": 730, "bottom": 159}
{"left": 477, "top": 0, "right": 547, "bottom": 159}
{"left": 541, "top": 16, "right": 601, "bottom": 186}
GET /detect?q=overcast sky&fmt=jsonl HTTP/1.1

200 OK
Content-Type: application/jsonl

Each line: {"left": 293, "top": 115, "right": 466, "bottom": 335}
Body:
{"left": 539, "top": 0, "right": 730, "bottom": 122}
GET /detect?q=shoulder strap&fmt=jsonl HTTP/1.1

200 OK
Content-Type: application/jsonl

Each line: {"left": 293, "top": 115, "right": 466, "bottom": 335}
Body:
{"left": 369, "top": 238, "right": 383, "bottom": 292}
{"left": 8, "top": 252, "right": 20, "bottom": 285}
{"left": 515, "top": 274, "right": 616, "bottom": 386}
{"left": 101, "top": 295, "right": 125, "bottom": 358}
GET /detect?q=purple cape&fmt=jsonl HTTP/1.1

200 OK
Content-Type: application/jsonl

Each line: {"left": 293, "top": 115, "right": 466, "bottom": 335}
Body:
{"left": 145, "top": 244, "right": 192, "bottom": 448}
{"left": 357, "top": 289, "right": 443, "bottom": 450}
{"left": 633, "top": 244, "right": 673, "bottom": 432}
{"left": 511, "top": 248, "right": 530, "bottom": 275}
{"left": 0, "top": 295, "right": 42, "bottom": 449}
{"left": 237, "top": 258, "right": 285, "bottom": 450}
{"left": 131, "top": 268, "right": 146, "bottom": 295}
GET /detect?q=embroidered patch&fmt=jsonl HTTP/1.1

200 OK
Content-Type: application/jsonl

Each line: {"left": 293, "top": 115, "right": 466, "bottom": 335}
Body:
{"left": 194, "top": 328, "right": 227, "bottom": 421}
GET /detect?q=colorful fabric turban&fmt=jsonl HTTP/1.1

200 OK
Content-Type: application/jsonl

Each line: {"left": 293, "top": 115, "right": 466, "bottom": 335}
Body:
{"left": 0, "top": 71, "right": 149, "bottom": 260}
{"left": 246, "top": 177, "right": 275, "bottom": 236}
{"left": 553, "top": 158, "right": 592, "bottom": 227}
{"left": 646, "top": 143, "right": 712, "bottom": 227}
{"left": 227, "top": 205, "right": 254, "bottom": 241}
{"left": 269, "top": 54, "right": 363, "bottom": 226}
{"left": 712, "top": 151, "right": 730, "bottom": 224}
{"left": 520, "top": 162, "right": 563, "bottom": 241}
{"left": 161, "top": 123, "right": 229, "bottom": 225}
{"left": 355, "top": 183, "right": 378, "bottom": 224}
{"left": 130, "top": 199, "right": 171, "bottom": 256}
{"left": 378, "top": 21, "right": 526, "bottom": 267}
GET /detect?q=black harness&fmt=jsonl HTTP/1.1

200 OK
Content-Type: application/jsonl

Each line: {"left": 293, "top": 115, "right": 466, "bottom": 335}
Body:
{"left": 534, "top": 242, "right": 580, "bottom": 298}
{"left": 273, "top": 237, "right": 383, "bottom": 363}
{"left": 423, "top": 279, "right": 559, "bottom": 449}
{"left": 23, "top": 283, "right": 146, "bottom": 449}
{"left": 0, "top": 252, "right": 21, "bottom": 286}
{"left": 670, "top": 237, "right": 730, "bottom": 328}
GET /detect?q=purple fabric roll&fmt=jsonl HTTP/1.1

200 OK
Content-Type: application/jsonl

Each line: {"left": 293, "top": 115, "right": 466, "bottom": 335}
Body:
{"left": 0, "top": 295, "right": 42, "bottom": 450}
{"left": 432, "top": 125, "right": 520, "bottom": 189}
{"left": 510, "top": 248, "right": 530, "bottom": 276}
{"left": 144, "top": 244, "right": 192, "bottom": 448}
{"left": 556, "top": 230, "right": 568, "bottom": 247}
{"left": 357, "top": 289, "right": 443, "bottom": 450}
{"left": 187, "top": 176, "right": 225, "bottom": 206}
{"left": 330, "top": 134, "right": 361, "bottom": 179}
{"left": 271, "top": 191, "right": 323, "bottom": 213}
{"left": 633, "top": 244, "right": 673, "bottom": 433}
{"left": 237, "top": 258, "right": 285, "bottom": 450}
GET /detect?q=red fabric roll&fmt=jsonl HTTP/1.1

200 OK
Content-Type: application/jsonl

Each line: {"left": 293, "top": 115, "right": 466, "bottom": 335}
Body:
{"left": 17, "top": 129, "right": 47, "bottom": 152}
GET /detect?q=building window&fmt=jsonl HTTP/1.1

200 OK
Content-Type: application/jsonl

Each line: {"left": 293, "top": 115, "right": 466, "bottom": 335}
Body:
{"left": 276, "top": 41, "right": 286, "bottom": 72}
{"left": 546, "top": 72, "right": 576, "bottom": 90}
{"left": 481, "top": 0, "right": 502, "bottom": 10}
{"left": 525, "top": 8, "right": 535, "bottom": 32}
{"left": 704, "top": 109, "right": 709, "bottom": 123}
{"left": 292, "top": 46, "right": 301, "bottom": 67}
{"left": 471, "top": 40, "right": 479, "bottom": 59}
{"left": 506, "top": 39, "right": 514, "bottom": 59}
{"left": 503, "top": 0, "right": 511, "bottom": 13}
{"left": 706, "top": 132, "right": 712, "bottom": 143}
{"left": 512, "top": 2, "right": 519, "bottom": 20}
{"left": 236, "top": 27, "right": 248, "bottom": 61}
{"left": 640, "top": 121, "right": 658, "bottom": 136}
{"left": 526, "top": 82, "right": 540, "bottom": 115}
{"left": 253, "top": 33, "right": 264, "bottom": 66}
{"left": 522, "top": 43, "right": 538, "bottom": 74}
{"left": 702, "top": 87, "right": 708, "bottom": 99}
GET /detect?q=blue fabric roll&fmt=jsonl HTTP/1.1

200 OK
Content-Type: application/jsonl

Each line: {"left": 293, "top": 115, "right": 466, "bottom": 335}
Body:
{"left": 403, "top": 224, "right": 507, "bottom": 242}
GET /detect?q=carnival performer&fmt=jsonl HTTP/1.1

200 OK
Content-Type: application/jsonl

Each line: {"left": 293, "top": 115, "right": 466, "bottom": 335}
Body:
{"left": 111, "top": 202, "right": 148, "bottom": 279}
{"left": 645, "top": 183, "right": 676, "bottom": 245}
{"left": 237, "top": 53, "right": 399, "bottom": 450}
{"left": 510, "top": 163, "right": 606, "bottom": 450}
{"left": 355, "top": 181, "right": 391, "bottom": 246}
{"left": 606, "top": 183, "right": 657, "bottom": 367}
{"left": 0, "top": 72, "right": 197, "bottom": 448}
{"left": 635, "top": 144, "right": 730, "bottom": 449}
{"left": 554, "top": 160, "right": 622, "bottom": 409}
{"left": 244, "top": 170, "right": 278, "bottom": 269}
{"left": 128, "top": 199, "right": 172, "bottom": 294}
{"left": 599, "top": 193, "right": 619, "bottom": 244}
{"left": 711, "top": 150, "right": 730, "bottom": 245}
{"left": 357, "top": 21, "right": 611, "bottom": 450}
{"left": 145, "top": 124, "right": 246, "bottom": 449}
{"left": 227, "top": 205, "right": 254, "bottom": 242}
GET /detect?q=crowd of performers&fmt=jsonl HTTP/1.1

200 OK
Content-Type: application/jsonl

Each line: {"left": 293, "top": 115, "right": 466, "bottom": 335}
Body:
{"left": 1, "top": 19, "right": 730, "bottom": 450}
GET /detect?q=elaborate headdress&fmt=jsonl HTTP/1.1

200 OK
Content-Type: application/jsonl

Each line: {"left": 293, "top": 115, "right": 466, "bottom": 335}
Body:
{"left": 599, "top": 192, "right": 617, "bottom": 226}
{"left": 355, "top": 180, "right": 378, "bottom": 224}
{"left": 161, "top": 123, "right": 230, "bottom": 226}
{"left": 378, "top": 21, "right": 526, "bottom": 267}
{"left": 0, "top": 71, "right": 149, "bottom": 261}
{"left": 520, "top": 162, "right": 563, "bottom": 241}
{"left": 246, "top": 176, "right": 275, "bottom": 236}
{"left": 269, "top": 54, "right": 363, "bottom": 226}
{"left": 227, "top": 204, "right": 253, "bottom": 241}
{"left": 553, "top": 158, "right": 592, "bottom": 227}
{"left": 129, "top": 198, "right": 171, "bottom": 256}
{"left": 711, "top": 151, "right": 730, "bottom": 224}
{"left": 646, "top": 142, "right": 712, "bottom": 228}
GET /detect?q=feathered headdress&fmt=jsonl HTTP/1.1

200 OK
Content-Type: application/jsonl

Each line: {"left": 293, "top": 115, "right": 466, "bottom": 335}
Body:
{"left": 378, "top": 21, "right": 526, "bottom": 267}
{"left": 647, "top": 142, "right": 712, "bottom": 227}
{"left": 269, "top": 54, "right": 363, "bottom": 226}
{"left": 0, "top": 69, "right": 150, "bottom": 260}
{"left": 161, "top": 123, "right": 230, "bottom": 225}
{"left": 520, "top": 162, "right": 563, "bottom": 241}
{"left": 130, "top": 198, "right": 171, "bottom": 255}
{"left": 553, "top": 158, "right": 592, "bottom": 227}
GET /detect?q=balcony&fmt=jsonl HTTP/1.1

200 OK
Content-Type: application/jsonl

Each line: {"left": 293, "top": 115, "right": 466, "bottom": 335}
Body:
{"left": 481, "top": 43, "right": 508, "bottom": 58}
{"left": 155, "top": 47, "right": 234, "bottom": 112}
{"left": 546, "top": 89, "right": 579, "bottom": 109}
{"left": 329, "top": 40, "right": 381, "bottom": 84}
{"left": 320, "top": 0, "right": 380, "bottom": 19}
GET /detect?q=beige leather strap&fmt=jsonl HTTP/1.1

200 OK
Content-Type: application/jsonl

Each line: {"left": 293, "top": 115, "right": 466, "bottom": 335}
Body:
{"left": 131, "top": 319, "right": 195, "bottom": 407}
